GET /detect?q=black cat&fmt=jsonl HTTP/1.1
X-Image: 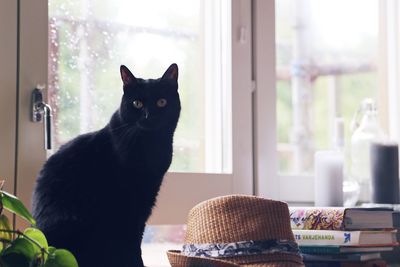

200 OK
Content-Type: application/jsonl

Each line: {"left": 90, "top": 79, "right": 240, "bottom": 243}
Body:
{"left": 32, "top": 64, "right": 180, "bottom": 267}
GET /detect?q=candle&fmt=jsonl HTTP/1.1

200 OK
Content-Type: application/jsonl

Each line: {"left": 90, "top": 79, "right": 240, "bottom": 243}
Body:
{"left": 370, "top": 142, "right": 400, "bottom": 204}
{"left": 314, "top": 151, "right": 344, "bottom": 206}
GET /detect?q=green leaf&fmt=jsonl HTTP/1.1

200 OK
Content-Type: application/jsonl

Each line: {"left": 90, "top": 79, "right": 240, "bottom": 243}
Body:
{"left": 1, "top": 238, "right": 36, "bottom": 262}
{"left": 44, "top": 249, "right": 78, "bottom": 267}
{"left": 0, "top": 215, "right": 12, "bottom": 241}
{"left": 0, "top": 191, "right": 36, "bottom": 226}
{"left": 23, "top": 227, "right": 48, "bottom": 261}
{"left": 23, "top": 228, "right": 48, "bottom": 251}
{"left": 0, "top": 214, "right": 13, "bottom": 251}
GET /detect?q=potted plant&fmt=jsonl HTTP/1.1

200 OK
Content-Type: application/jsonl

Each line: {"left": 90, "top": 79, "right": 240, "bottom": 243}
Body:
{"left": 0, "top": 180, "right": 78, "bottom": 267}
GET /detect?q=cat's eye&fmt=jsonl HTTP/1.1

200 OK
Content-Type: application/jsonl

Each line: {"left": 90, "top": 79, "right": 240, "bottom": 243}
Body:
{"left": 157, "top": 98, "right": 168, "bottom": 108}
{"left": 133, "top": 100, "right": 143, "bottom": 109}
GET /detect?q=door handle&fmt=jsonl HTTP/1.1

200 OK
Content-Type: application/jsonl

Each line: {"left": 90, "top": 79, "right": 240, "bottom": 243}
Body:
{"left": 31, "top": 85, "right": 52, "bottom": 150}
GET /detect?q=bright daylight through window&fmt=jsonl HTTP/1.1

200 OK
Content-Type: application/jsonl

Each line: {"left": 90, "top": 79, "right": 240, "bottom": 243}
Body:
{"left": 48, "top": 0, "right": 232, "bottom": 174}
{"left": 276, "top": 0, "right": 380, "bottom": 177}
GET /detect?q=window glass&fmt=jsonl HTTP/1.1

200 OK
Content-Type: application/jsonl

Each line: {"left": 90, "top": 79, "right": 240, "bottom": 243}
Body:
{"left": 142, "top": 225, "right": 185, "bottom": 266}
{"left": 48, "top": 0, "right": 232, "bottom": 173}
{"left": 276, "top": 0, "right": 379, "bottom": 174}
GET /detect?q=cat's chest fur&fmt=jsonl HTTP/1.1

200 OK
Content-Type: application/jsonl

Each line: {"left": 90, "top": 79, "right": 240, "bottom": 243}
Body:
{"left": 58, "top": 124, "right": 172, "bottom": 204}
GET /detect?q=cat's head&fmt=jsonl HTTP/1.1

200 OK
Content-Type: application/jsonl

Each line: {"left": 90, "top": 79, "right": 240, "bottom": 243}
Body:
{"left": 118, "top": 64, "right": 181, "bottom": 132}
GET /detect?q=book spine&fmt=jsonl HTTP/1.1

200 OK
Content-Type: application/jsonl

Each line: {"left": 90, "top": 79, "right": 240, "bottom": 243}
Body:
{"left": 305, "top": 261, "right": 387, "bottom": 267}
{"left": 305, "top": 262, "right": 341, "bottom": 267}
{"left": 293, "top": 230, "right": 361, "bottom": 246}
{"left": 299, "top": 246, "right": 341, "bottom": 254}
{"left": 289, "top": 207, "right": 346, "bottom": 230}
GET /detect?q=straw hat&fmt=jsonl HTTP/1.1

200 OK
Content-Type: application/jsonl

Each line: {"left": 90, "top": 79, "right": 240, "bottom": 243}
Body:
{"left": 167, "top": 195, "right": 304, "bottom": 267}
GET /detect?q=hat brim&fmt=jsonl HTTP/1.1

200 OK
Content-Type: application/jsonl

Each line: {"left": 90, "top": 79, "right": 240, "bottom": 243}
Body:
{"left": 167, "top": 250, "right": 305, "bottom": 267}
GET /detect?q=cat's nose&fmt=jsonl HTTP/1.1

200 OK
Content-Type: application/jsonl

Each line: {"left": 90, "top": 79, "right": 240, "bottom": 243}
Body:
{"left": 144, "top": 109, "right": 149, "bottom": 119}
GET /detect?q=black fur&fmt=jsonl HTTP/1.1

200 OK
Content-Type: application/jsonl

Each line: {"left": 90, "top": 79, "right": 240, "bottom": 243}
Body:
{"left": 32, "top": 64, "right": 180, "bottom": 267}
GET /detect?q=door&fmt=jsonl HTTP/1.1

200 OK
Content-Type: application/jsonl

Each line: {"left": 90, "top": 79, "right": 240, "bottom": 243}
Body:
{"left": 0, "top": 0, "right": 18, "bottom": 197}
{"left": 14, "top": 0, "right": 253, "bottom": 225}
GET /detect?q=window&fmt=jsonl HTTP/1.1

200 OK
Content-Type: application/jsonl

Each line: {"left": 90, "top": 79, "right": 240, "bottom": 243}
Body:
{"left": 4, "top": 0, "right": 253, "bottom": 229}
{"left": 276, "top": 0, "right": 380, "bottom": 175}
{"left": 48, "top": 0, "right": 232, "bottom": 173}
{"left": 1, "top": 1, "right": 253, "bottom": 264}
{"left": 273, "top": 0, "right": 395, "bottom": 202}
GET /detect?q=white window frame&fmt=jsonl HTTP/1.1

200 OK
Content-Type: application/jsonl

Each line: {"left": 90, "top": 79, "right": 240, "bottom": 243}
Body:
{"left": 252, "top": 0, "right": 279, "bottom": 200}
{"left": 252, "top": 0, "right": 313, "bottom": 203}
{"left": 203, "top": 0, "right": 235, "bottom": 174}
{"left": 384, "top": 0, "right": 400, "bottom": 142}
{"left": 8, "top": 0, "right": 254, "bottom": 226}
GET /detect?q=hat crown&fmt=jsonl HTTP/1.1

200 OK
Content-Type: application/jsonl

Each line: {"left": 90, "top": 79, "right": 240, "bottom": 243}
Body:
{"left": 185, "top": 195, "right": 295, "bottom": 244}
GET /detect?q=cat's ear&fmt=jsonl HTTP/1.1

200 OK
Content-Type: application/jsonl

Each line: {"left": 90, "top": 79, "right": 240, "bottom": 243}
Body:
{"left": 120, "top": 65, "right": 137, "bottom": 87}
{"left": 162, "top": 63, "right": 178, "bottom": 82}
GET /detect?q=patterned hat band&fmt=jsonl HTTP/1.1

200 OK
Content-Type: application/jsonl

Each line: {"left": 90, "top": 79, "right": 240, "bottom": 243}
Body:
{"left": 181, "top": 239, "right": 302, "bottom": 259}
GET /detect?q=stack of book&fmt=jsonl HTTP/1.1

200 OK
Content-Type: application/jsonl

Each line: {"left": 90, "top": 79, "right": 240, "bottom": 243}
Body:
{"left": 289, "top": 207, "right": 399, "bottom": 267}
{"left": 361, "top": 203, "right": 400, "bottom": 264}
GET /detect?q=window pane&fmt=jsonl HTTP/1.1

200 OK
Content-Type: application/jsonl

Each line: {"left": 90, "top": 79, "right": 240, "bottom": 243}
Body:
{"left": 142, "top": 225, "right": 184, "bottom": 266}
{"left": 276, "top": 0, "right": 379, "bottom": 174}
{"left": 48, "top": 0, "right": 232, "bottom": 173}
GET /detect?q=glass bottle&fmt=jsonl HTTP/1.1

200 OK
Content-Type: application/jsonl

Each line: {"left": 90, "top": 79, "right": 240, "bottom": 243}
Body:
{"left": 349, "top": 99, "right": 385, "bottom": 203}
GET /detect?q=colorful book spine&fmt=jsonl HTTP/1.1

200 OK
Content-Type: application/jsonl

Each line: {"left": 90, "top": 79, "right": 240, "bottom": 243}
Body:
{"left": 290, "top": 207, "right": 346, "bottom": 230}
{"left": 293, "top": 230, "right": 395, "bottom": 246}
{"left": 294, "top": 230, "right": 358, "bottom": 246}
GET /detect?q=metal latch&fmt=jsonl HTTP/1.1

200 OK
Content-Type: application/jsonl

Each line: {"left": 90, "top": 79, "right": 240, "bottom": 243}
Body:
{"left": 31, "top": 85, "right": 52, "bottom": 150}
